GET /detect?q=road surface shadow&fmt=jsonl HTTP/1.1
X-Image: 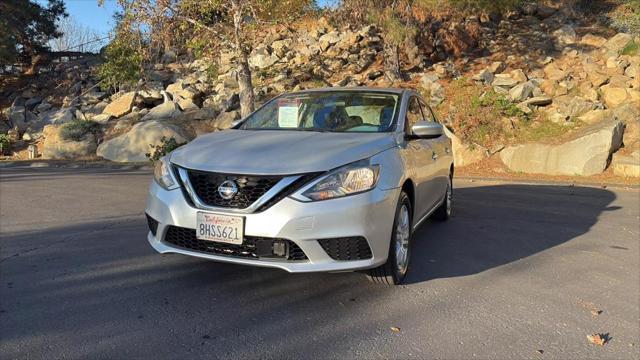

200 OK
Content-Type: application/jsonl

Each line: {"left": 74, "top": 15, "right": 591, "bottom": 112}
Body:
{"left": 405, "top": 184, "right": 617, "bottom": 284}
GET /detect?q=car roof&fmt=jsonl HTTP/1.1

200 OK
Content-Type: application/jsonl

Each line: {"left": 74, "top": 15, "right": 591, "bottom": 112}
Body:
{"left": 288, "top": 86, "right": 409, "bottom": 95}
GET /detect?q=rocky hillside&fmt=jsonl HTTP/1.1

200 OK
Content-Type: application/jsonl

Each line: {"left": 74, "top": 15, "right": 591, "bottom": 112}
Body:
{"left": 1, "top": 3, "right": 639, "bottom": 178}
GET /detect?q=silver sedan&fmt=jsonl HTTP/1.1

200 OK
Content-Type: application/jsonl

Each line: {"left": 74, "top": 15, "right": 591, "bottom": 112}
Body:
{"left": 145, "top": 87, "right": 454, "bottom": 284}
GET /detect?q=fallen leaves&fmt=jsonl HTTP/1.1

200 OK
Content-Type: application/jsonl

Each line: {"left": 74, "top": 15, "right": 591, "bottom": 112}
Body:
{"left": 390, "top": 326, "right": 401, "bottom": 333}
{"left": 587, "top": 333, "right": 608, "bottom": 346}
{"left": 590, "top": 310, "right": 603, "bottom": 317}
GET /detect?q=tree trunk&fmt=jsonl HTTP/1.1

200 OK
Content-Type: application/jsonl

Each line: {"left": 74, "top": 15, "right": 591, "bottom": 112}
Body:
{"left": 231, "top": 0, "right": 255, "bottom": 118}
{"left": 383, "top": 41, "right": 401, "bottom": 82}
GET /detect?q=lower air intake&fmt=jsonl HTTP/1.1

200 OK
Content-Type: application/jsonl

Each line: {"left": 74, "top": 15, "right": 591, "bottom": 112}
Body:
{"left": 317, "top": 237, "right": 373, "bottom": 261}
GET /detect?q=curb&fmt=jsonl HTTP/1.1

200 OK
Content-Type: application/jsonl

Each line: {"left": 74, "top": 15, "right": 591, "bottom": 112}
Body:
{"left": 455, "top": 175, "right": 640, "bottom": 190}
{"left": 0, "top": 160, "right": 152, "bottom": 171}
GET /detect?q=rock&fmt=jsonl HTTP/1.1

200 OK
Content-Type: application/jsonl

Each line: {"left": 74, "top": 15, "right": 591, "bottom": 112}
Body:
{"left": 249, "top": 46, "right": 279, "bottom": 69}
{"left": 24, "top": 97, "right": 42, "bottom": 109}
{"left": 271, "top": 39, "right": 292, "bottom": 58}
{"left": 588, "top": 71, "right": 609, "bottom": 88}
{"left": 523, "top": 96, "right": 552, "bottom": 106}
{"left": 42, "top": 124, "right": 97, "bottom": 159}
{"left": 580, "top": 34, "right": 607, "bottom": 48}
{"left": 500, "top": 119, "right": 624, "bottom": 176}
{"left": 8, "top": 106, "right": 25, "bottom": 130}
{"left": 553, "top": 25, "right": 576, "bottom": 45}
{"left": 177, "top": 98, "right": 199, "bottom": 111}
{"left": 508, "top": 81, "right": 535, "bottom": 102}
{"left": 34, "top": 102, "right": 52, "bottom": 113}
{"left": 472, "top": 68, "right": 494, "bottom": 84}
{"left": 443, "top": 127, "right": 487, "bottom": 167}
{"left": 487, "top": 61, "right": 505, "bottom": 74}
{"left": 603, "top": 33, "right": 633, "bottom": 54}
{"left": 96, "top": 120, "right": 188, "bottom": 162}
{"left": 600, "top": 85, "right": 629, "bottom": 108}
{"left": 578, "top": 109, "right": 611, "bottom": 124}
{"left": 319, "top": 31, "right": 340, "bottom": 51}
{"left": 492, "top": 74, "right": 518, "bottom": 88}
{"left": 161, "top": 49, "right": 177, "bottom": 64}
{"left": 510, "top": 69, "right": 528, "bottom": 83}
{"left": 554, "top": 95, "right": 595, "bottom": 119}
{"left": 139, "top": 89, "right": 163, "bottom": 104}
{"left": 543, "top": 62, "right": 566, "bottom": 81}
{"left": 93, "top": 114, "right": 113, "bottom": 124}
{"left": 42, "top": 107, "right": 75, "bottom": 125}
{"left": 612, "top": 150, "right": 640, "bottom": 177}
{"left": 141, "top": 96, "right": 181, "bottom": 121}
{"left": 212, "top": 111, "right": 241, "bottom": 130}
{"left": 165, "top": 81, "right": 184, "bottom": 97}
{"left": 516, "top": 102, "right": 532, "bottom": 114}
{"left": 626, "top": 63, "right": 639, "bottom": 79}
{"left": 103, "top": 92, "right": 136, "bottom": 118}
{"left": 222, "top": 93, "right": 240, "bottom": 112}
{"left": 367, "top": 70, "right": 383, "bottom": 80}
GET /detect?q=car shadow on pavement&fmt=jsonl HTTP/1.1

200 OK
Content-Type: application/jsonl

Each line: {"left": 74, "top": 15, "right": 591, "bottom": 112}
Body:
{"left": 405, "top": 183, "right": 618, "bottom": 284}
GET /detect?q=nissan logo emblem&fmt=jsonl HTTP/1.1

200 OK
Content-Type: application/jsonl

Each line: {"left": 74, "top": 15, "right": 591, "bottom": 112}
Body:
{"left": 218, "top": 180, "right": 238, "bottom": 200}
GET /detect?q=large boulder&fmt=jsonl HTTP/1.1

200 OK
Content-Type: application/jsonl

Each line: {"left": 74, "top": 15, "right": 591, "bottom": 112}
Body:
{"left": 102, "top": 92, "right": 136, "bottom": 118}
{"left": 42, "top": 124, "right": 97, "bottom": 159}
{"left": 96, "top": 120, "right": 188, "bottom": 162}
{"left": 249, "top": 46, "right": 279, "bottom": 69}
{"left": 612, "top": 150, "right": 640, "bottom": 177}
{"left": 140, "top": 100, "right": 181, "bottom": 121}
{"left": 500, "top": 120, "right": 624, "bottom": 176}
{"left": 40, "top": 107, "right": 75, "bottom": 125}
{"left": 600, "top": 85, "right": 631, "bottom": 108}
{"left": 443, "top": 127, "right": 487, "bottom": 167}
{"left": 603, "top": 33, "right": 634, "bottom": 54}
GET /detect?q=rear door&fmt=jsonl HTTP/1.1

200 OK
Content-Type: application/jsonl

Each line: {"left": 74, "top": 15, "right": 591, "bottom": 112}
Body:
{"left": 402, "top": 96, "right": 441, "bottom": 222}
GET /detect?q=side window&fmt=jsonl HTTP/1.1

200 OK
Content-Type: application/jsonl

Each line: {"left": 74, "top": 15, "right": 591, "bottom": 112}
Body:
{"left": 406, "top": 97, "right": 425, "bottom": 134}
{"left": 418, "top": 100, "right": 436, "bottom": 123}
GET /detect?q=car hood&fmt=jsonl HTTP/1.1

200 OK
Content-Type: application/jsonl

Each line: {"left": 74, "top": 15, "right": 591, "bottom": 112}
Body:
{"left": 170, "top": 129, "right": 397, "bottom": 175}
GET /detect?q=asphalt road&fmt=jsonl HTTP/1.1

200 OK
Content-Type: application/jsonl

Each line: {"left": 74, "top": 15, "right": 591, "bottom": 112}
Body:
{"left": 1, "top": 167, "right": 639, "bottom": 359}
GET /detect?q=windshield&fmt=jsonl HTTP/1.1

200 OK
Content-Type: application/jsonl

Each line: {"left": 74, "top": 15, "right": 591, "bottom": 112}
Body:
{"left": 240, "top": 91, "right": 399, "bottom": 132}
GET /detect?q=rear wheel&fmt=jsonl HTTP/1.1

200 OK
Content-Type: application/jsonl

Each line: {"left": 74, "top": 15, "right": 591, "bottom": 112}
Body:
{"left": 366, "top": 191, "right": 412, "bottom": 285}
{"left": 433, "top": 175, "right": 452, "bottom": 221}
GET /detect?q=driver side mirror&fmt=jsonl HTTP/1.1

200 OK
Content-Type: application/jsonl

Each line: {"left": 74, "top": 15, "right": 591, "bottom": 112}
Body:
{"left": 410, "top": 121, "right": 443, "bottom": 139}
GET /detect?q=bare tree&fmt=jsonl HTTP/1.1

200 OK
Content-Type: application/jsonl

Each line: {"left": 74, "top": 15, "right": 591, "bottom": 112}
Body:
{"left": 49, "top": 16, "right": 104, "bottom": 53}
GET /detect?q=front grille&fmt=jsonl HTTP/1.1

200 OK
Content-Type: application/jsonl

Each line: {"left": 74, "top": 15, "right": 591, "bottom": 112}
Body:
{"left": 187, "top": 169, "right": 282, "bottom": 209}
{"left": 146, "top": 213, "right": 158, "bottom": 236}
{"left": 163, "top": 225, "right": 308, "bottom": 261}
{"left": 318, "top": 237, "right": 372, "bottom": 261}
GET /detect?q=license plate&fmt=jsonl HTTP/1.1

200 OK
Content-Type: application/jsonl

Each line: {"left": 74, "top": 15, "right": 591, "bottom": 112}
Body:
{"left": 196, "top": 212, "right": 244, "bottom": 245}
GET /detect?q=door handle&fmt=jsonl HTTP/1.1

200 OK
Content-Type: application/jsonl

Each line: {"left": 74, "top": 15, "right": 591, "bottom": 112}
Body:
{"left": 432, "top": 152, "right": 439, "bottom": 160}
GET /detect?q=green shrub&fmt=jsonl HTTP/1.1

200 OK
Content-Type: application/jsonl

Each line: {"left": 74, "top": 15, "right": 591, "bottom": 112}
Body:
{"left": 145, "top": 136, "right": 186, "bottom": 163}
{"left": 60, "top": 120, "right": 100, "bottom": 142}
{"left": 0, "top": 134, "right": 11, "bottom": 155}
{"left": 622, "top": 40, "right": 639, "bottom": 55}
{"left": 97, "top": 34, "right": 143, "bottom": 92}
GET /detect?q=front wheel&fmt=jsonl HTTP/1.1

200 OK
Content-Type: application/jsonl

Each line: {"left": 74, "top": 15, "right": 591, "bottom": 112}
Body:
{"left": 366, "top": 191, "right": 412, "bottom": 285}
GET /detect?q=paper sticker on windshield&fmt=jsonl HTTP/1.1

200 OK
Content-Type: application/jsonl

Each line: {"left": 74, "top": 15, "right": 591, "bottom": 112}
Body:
{"left": 278, "top": 106, "right": 299, "bottom": 128}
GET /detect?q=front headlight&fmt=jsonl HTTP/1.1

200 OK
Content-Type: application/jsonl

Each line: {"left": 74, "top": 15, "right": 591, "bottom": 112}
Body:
{"left": 153, "top": 157, "right": 180, "bottom": 190}
{"left": 295, "top": 160, "right": 380, "bottom": 201}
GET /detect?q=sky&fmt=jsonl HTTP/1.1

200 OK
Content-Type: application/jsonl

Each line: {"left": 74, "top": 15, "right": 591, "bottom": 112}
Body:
{"left": 39, "top": 0, "right": 335, "bottom": 38}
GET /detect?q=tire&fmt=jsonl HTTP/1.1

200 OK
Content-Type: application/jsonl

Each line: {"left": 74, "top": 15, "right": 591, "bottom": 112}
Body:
{"left": 433, "top": 174, "right": 452, "bottom": 221}
{"left": 366, "top": 191, "right": 412, "bottom": 285}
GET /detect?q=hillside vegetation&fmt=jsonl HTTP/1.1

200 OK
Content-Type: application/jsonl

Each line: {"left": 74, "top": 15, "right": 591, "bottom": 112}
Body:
{"left": 1, "top": 1, "right": 639, "bottom": 178}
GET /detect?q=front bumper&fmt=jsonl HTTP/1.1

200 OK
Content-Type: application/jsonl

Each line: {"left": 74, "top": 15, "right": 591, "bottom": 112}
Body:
{"left": 145, "top": 180, "right": 400, "bottom": 273}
